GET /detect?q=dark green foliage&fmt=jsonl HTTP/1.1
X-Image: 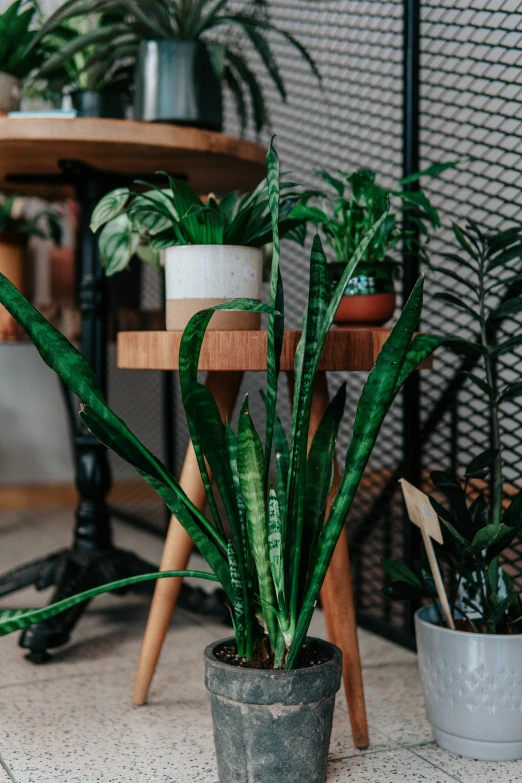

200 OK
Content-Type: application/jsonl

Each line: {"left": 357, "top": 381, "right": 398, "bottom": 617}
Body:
{"left": 30, "top": 0, "right": 320, "bottom": 132}
{"left": 383, "top": 218, "right": 522, "bottom": 634}
{"left": 90, "top": 173, "right": 311, "bottom": 276}
{"left": 0, "top": 141, "right": 438, "bottom": 666}
{"left": 0, "top": 0, "right": 45, "bottom": 78}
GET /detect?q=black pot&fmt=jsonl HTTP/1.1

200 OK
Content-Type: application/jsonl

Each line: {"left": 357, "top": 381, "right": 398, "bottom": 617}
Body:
{"left": 204, "top": 637, "right": 342, "bottom": 783}
{"left": 71, "top": 90, "right": 126, "bottom": 119}
{"left": 134, "top": 40, "right": 223, "bottom": 130}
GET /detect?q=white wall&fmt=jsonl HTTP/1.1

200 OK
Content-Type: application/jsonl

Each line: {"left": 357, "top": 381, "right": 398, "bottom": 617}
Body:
{"left": 0, "top": 344, "right": 74, "bottom": 485}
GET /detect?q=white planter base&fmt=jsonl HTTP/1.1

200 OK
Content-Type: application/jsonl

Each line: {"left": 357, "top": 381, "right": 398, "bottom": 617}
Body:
{"left": 433, "top": 727, "right": 522, "bottom": 762}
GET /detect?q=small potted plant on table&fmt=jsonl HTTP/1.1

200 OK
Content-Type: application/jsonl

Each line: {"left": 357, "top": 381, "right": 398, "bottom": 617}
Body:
{"left": 0, "top": 194, "right": 61, "bottom": 339}
{"left": 0, "top": 141, "right": 438, "bottom": 782}
{"left": 383, "top": 219, "right": 522, "bottom": 760}
{"left": 31, "top": 0, "right": 320, "bottom": 132}
{"left": 293, "top": 163, "right": 459, "bottom": 326}
{"left": 91, "top": 173, "right": 309, "bottom": 331}
{"left": 0, "top": 0, "right": 46, "bottom": 113}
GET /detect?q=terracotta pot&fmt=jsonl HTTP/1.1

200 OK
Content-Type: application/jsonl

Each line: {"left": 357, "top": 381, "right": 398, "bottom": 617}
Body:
{"left": 164, "top": 245, "right": 263, "bottom": 331}
{"left": 329, "top": 261, "right": 397, "bottom": 326}
{"left": 0, "top": 232, "right": 27, "bottom": 339}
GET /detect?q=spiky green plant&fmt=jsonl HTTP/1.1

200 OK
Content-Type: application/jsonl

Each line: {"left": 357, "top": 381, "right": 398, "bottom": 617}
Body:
{"left": 383, "top": 219, "right": 522, "bottom": 634}
{"left": 30, "top": 0, "right": 320, "bottom": 134}
{"left": 0, "top": 141, "right": 438, "bottom": 667}
{"left": 90, "top": 173, "right": 310, "bottom": 276}
{"left": 0, "top": 0, "right": 45, "bottom": 78}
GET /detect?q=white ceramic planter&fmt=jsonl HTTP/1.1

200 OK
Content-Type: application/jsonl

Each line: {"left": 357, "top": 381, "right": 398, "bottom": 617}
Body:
{"left": 0, "top": 72, "right": 20, "bottom": 113}
{"left": 415, "top": 606, "right": 522, "bottom": 760}
{"left": 164, "top": 245, "right": 263, "bottom": 331}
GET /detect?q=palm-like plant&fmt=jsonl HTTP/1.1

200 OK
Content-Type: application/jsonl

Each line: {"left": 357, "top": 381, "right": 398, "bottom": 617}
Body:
{"left": 31, "top": 0, "right": 320, "bottom": 133}
{"left": 0, "top": 141, "right": 437, "bottom": 667}
{"left": 0, "top": 0, "right": 45, "bottom": 78}
{"left": 90, "top": 172, "right": 311, "bottom": 275}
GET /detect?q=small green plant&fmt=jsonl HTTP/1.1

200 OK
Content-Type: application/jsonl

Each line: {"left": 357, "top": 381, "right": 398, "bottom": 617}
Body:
{"left": 37, "top": 13, "right": 133, "bottom": 94}
{"left": 293, "top": 162, "right": 460, "bottom": 277}
{"left": 0, "top": 0, "right": 45, "bottom": 79}
{"left": 0, "top": 194, "right": 61, "bottom": 243}
{"left": 30, "top": 0, "right": 320, "bottom": 133}
{"left": 0, "top": 141, "right": 438, "bottom": 667}
{"left": 90, "top": 174, "right": 310, "bottom": 276}
{"left": 383, "top": 219, "right": 522, "bottom": 634}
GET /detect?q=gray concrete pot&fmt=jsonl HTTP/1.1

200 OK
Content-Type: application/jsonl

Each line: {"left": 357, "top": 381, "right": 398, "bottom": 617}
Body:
{"left": 204, "top": 637, "right": 342, "bottom": 783}
{"left": 416, "top": 606, "right": 522, "bottom": 760}
{"left": 134, "top": 40, "right": 222, "bottom": 129}
{"left": 0, "top": 72, "right": 20, "bottom": 113}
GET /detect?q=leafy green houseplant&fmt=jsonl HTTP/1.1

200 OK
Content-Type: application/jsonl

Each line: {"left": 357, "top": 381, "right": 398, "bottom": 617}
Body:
{"left": 0, "top": 0, "right": 46, "bottom": 112}
{"left": 31, "top": 0, "right": 320, "bottom": 132}
{"left": 382, "top": 219, "right": 522, "bottom": 760}
{"left": 0, "top": 194, "right": 61, "bottom": 339}
{"left": 293, "top": 162, "right": 456, "bottom": 326}
{"left": 0, "top": 141, "right": 437, "bottom": 780}
{"left": 90, "top": 173, "right": 310, "bottom": 330}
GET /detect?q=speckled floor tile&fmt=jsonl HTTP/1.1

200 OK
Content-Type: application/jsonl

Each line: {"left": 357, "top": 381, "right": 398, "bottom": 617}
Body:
{"left": 0, "top": 755, "right": 15, "bottom": 783}
{"left": 412, "top": 744, "right": 522, "bottom": 782}
{"left": 327, "top": 747, "right": 460, "bottom": 782}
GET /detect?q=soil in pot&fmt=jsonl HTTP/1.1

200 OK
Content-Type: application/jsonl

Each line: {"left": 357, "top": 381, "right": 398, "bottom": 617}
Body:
{"left": 215, "top": 638, "right": 332, "bottom": 670}
{"left": 205, "top": 637, "right": 342, "bottom": 783}
{"left": 329, "top": 260, "right": 397, "bottom": 326}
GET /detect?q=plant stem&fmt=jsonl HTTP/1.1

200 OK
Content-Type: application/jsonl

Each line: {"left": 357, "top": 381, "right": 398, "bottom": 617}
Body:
{"left": 478, "top": 243, "right": 503, "bottom": 525}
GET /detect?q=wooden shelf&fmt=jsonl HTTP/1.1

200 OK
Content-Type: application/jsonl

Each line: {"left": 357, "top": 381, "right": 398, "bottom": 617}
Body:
{"left": 0, "top": 118, "right": 266, "bottom": 194}
{"left": 117, "top": 327, "right": 431, "bottom": 372}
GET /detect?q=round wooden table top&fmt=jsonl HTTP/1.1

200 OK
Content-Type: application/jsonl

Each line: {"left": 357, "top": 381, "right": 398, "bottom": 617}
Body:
{"left": 116, "top": 327, "right": 427, "bottom": 372}
{"left": 0, "top": 117, "right": 266, "bottom": 195}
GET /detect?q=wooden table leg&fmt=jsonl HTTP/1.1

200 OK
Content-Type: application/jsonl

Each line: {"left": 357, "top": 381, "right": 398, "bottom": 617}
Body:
{"left": 132, "top": 371, "right": 243, "bottom": 706}
{"left": 306, "top": 371, "right": 369, "bottom": 750}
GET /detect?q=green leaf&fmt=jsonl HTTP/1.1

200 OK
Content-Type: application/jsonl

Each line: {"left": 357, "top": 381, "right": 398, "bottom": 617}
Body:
{"left": 226, "top": 50, "right": 269, "bottom": 133}
{"left": 463, "top": 372, "right": 497, "bottom": 403}
{"left": 491, "top": 334, "right": 522, "bottom": 357}
{"left": 90, "top": 187, "right": 130, "bottom": 232}
{"left": 433, "top": 291, "right": 480, "bottom": 320}
{"left": 227, "top": 543, "right": 246, "bottom": 655}
{"left": 488, "top": 296, "right": 522, "bottom": 322}
{"left": 428, "top": 265, "right": 479, "bottom": 295}
{"left": 399, "top": 159, "right": 463, "bottom": 186}
{"left": 464, "top": 449, "right": 499, "bottom": 478}
{"left": 224, "top": 64, "right": 247, "bottom": 134}
{"left": 429, "top": 497, "right": 470, "bottom": 546}
{"left": 127, "top": 190, "right": 177, "bottom": 235}
{"left": 382, "top": 581, "right": 434, "bottom": 601}
{"left": 503, "top": 490, "right": 522, "bottom": 533}
{"left": 382, "top": 559, "right": 422, "bottom": 587}
{"left": 500, "top": 382, "right": 522, "bottom": 402}
{"left": 268, "top": 486, "right": 285, "bottom": 610}
{"left": 453, "top": 222, "right": 478, "bottom": 259}
{"left": 99, "top": 214, "right": 139, "bottom": 276}
{"left": 443, "top": 336, "right": 488, "bottom": 359}
{"left": 394, "top": 334, "right": 443, "bottom": 392}
{"left": 0, "top": 570, "right": 219, "bottom": 638}
{"left": 486, "top": 243, "right": 522, "bottom": 271}
{"left": 467, "top": 524, "right": 513, "bottom": 555}
{"left": 237, "top": 396, "right": 278, "bottom": 649}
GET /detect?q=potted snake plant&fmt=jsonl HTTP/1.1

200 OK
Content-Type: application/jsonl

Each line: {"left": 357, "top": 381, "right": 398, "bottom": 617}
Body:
{"left": 90, "top": 174, "right": 309, "bottom": 331}
{"left": 30, "top": 0, "right": 320, "bottom": 132}
{"left": 0, "top": 141, "right": 437, "bottom": 782}
{"left": 383, "top": 219, "right": 522, "bottom": 761}
{"left": 293, "top": 163, "right": 460, "bottom": 326}
{"left": 0, "top": 0, "right": 46, "bottom": 113}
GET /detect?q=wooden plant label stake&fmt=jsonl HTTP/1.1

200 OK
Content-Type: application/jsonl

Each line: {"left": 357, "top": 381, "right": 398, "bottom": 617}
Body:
{"left": 399, "top": 478, "right": 456, "bottom": 630}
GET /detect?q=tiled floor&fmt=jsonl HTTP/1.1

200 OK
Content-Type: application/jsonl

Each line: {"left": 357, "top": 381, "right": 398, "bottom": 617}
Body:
{"left": 1, "top": 507, "right": 521, "bottom": 782}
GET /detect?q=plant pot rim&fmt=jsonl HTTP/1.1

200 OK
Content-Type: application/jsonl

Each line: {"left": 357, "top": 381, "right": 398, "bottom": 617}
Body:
{"left": 165, "top": 244, "right": 262, "bottom": 251}
{"left": 415, "top": 605, "right": 522, "bottom": 642}
{"left": 204, "top": 636, "right": 342, "bottom": 704}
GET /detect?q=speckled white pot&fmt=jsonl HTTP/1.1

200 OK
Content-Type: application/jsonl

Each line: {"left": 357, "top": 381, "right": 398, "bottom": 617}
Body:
{"left": 0, "top": 72, "right": 20, "bottom": 113}
{"left": 416, "top": 606, "right": 522, "bottom": 760}
{"left": 164, "top": 245, "right": 263, "bottom": 331}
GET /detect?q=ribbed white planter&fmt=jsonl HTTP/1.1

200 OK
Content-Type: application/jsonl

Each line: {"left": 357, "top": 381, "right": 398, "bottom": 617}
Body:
{"left": 164, "top": 245, "right": 263, "bottom": 331}
{"left": 0, "top": 72, "right": 20, "bottom": 113}
{"left": 416, "top": 606, "right": 522, "bottom": 760}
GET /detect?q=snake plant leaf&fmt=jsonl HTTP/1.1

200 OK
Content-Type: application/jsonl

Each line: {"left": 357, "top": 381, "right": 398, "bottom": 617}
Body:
{"left": 0, "top": 570, "right": 219, "bottom": 638}
{"left": 286, "top": 275, "right": 425, "bottom": 668}
{"left": 99, "top": 213, "right": 139, "bottom": 276}
{"left": 394, "top": 334, "right": 443, "bottom": 392}
{"left": 90, "top": 187, "right": 130, "bottom": 232}
{"left": 227, "top": 543, "right": 246, "bottom": 656}
{"left": 264, "top": 140, "right": 284, "bottom": 470}
{"left": 225, "top": 421, "right": 252, "bottom": 576}
{"left": 303, "top": 382, "right": 346, "bottom": 575}
{"left": 237, "top": 396, "right": 278, "bottom": 650}
{"left": 268, "top": 486, "right": 285, "bottom": 611}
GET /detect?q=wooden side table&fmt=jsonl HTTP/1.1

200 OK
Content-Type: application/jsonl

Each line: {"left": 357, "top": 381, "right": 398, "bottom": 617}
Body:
{"left": 117, "top": 326, "right": 423, "bottom": 749}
